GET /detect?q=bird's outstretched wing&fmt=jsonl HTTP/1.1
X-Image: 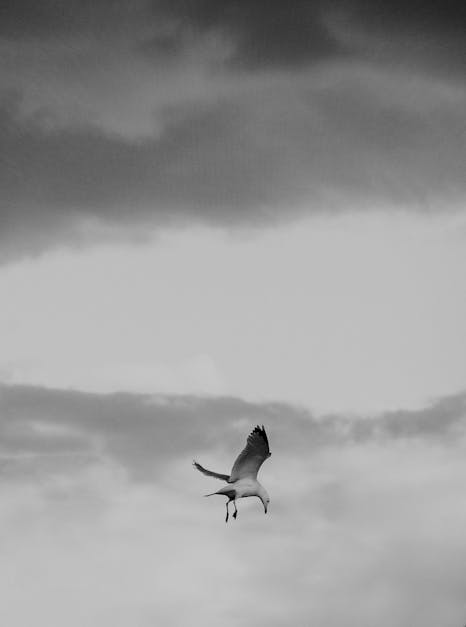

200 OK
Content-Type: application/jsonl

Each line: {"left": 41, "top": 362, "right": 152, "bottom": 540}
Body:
{"left": 192, "top": 461, "right": 230, "bottom": 481}
{"left": 229, "top": 425, "right": 271, "bottom": 482}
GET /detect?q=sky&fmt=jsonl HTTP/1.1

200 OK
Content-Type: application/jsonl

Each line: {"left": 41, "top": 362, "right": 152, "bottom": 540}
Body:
{"left": 1, "top": 1, "right": 466, "bottom": 625}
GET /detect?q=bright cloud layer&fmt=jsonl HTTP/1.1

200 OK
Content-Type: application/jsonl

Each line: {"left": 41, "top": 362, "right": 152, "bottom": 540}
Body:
{"left": 2, "top": 214, "right": 466, "bottom": 414}
{"left": 1, "top": 385, "right": 466, "bottom": 627}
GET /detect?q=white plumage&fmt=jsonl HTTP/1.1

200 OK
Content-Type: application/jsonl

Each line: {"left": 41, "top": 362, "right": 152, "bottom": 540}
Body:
{"left": 193, "top": 425, "right": 271, "bottom": 522}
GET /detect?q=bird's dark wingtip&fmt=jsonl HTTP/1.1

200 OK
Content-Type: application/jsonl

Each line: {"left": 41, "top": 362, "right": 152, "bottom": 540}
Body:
{"left": 251, "top": 424, "right": 270, "bottom": 450}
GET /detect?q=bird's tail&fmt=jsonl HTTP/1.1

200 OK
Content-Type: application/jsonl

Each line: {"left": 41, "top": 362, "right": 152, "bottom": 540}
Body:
{"left": 204, "top": 492, "right": 218, "bottom": 497}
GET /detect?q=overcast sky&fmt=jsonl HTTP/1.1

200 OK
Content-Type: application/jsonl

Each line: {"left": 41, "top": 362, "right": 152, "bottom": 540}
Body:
{"left": 1, "top": 1, "right": 466, "bottom": 626}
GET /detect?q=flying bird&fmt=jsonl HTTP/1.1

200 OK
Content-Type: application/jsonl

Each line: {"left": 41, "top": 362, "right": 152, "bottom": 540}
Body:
{"left": 193, "top": 425, "right": 271, "bottom": 522}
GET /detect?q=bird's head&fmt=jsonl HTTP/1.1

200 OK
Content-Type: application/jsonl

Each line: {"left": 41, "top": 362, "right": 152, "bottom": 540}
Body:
{"left": 258, "top": 487, "right": 270, "bottom": 514}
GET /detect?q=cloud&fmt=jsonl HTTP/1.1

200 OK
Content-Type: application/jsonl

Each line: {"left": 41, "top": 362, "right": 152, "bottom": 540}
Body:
{"left": 4, "top": 1, "right": 463, "bottom": 72}
{"left": 0, "top": 1, "right": 465, "bottom": 260}
{"left": 148, "top": 0, "right": 343, "bottom": 70}
{"left": 1, "top": 68, "right": 466, "bottom": 261}
{"left": 1, "top": 383, "right": 466, "bottom": 626}
{"left": 344, "top": 0, "right": 466, "bottom": 52}
{"left": 1, "top": 383, "right": 465, "bottom": 481}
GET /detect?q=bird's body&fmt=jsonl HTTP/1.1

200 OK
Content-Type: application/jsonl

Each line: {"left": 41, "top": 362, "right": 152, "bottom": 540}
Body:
{"left": 193, "top": 425, "right": 271, "bottom": 522}
{"left": 209, "top": 477, "right": 263, "bottom": 499}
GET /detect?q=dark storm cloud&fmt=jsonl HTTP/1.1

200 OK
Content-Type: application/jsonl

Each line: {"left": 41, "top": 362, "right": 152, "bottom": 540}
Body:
{"left": 1, "top": 383, "right": 465, "bottom": 481}
{"left": 0, "top": 93, "right": 287, "bottom": 258}
{"left": 349, "top": 0, "right": 466, "bottom": 37}
{"left": 0, "top": 95, "right": 270, "bottom": 215}
{"left": 1, "top": 0, "right": 464, "bottom": 74}
{"left": 1, "top": 78, "right": 465, "bottom": 261}
{"left": 0, "top": 1, "right": 341, "bottom": 68}
{"left": 1, "top": 1, "right": 465, "bottom": 259}
{"left": 150, "top": 0, "right": 342, "bottom": 69}
{"left": 336, "top": 0, "right": 466, "bottom": 78}
{"left": 152, "top": 0, "right": 466, "bottom": 72}
{"left": 5, "top": 1, "right": 462, "bottom": 70}
{"left": 0, "top": 0, "right": 144, "bottom": 40}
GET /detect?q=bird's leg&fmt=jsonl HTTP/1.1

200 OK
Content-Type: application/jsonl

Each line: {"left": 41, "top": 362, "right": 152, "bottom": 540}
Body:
{"left": 225, "top": 500, "right": 229, "bottom": 523}
{"left": 233, "top": 501, "right": 238, "bottom": 520}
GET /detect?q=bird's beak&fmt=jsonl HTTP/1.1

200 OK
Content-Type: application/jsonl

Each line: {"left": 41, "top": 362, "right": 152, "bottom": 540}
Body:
{"left": 264, "top": 504, "right": 268, "bottom": 514}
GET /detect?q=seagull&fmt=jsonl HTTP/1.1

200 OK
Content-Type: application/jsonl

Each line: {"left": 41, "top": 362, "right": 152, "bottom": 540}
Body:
{"left": 193, "top": 425, "right": 271, "bottom": 522}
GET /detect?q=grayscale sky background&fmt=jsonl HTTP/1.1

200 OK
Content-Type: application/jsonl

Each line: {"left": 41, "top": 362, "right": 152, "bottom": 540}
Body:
{"left": 1, "top": 2, "right": 466, "bottom": 625}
